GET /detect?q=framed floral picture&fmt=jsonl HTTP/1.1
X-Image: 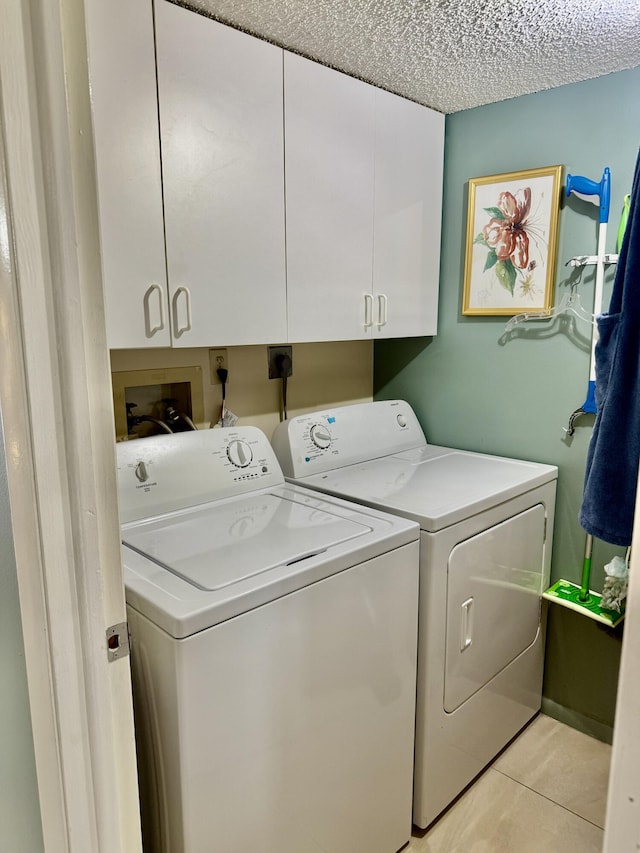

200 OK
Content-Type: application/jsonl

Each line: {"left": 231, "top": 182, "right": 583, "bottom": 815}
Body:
{"left": 462, "top": 165, "right": 562, "bottom": 315}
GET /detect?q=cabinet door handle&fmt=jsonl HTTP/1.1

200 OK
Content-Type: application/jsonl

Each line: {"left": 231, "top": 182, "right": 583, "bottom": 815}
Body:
{"left": 460, "top": 597, "right": 474, "bottom": 652}
{"left": 143, "top": 284, "right": 165, "bottom": 337}
{"left": 376, "top": 293, "right": 388, "bottom": 328}
{"left": 172, "top": 286, "right": 192, "bottom": 337}
{"left": 363, "top": 293, "right": 374, "bottom": 329}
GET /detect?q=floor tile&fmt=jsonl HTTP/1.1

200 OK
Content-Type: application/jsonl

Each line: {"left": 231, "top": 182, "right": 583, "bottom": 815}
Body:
{"left": 406, "top": 768, "right": 603, "bottom": 853}
{"left": 492, "top": 714, "right": 611, "bottom": 828}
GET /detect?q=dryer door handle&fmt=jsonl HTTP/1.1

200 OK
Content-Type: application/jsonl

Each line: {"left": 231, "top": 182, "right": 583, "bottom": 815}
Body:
{"left": 460, "top": 597, "right": 474, "bottom": 652}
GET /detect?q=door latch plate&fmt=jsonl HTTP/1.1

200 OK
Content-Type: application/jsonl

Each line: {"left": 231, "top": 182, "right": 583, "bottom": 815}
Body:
{"left": 106, "top": 621, "right": 130, "bottom": 662}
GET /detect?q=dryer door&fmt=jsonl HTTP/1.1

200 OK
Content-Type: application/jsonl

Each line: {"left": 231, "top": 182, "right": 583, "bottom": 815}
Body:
{"left": 444, "top": 504, "right": 546, "bottom": 713}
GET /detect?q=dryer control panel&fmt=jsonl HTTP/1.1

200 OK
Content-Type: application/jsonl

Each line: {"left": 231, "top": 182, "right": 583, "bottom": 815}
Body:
{"left": 117, "top": 426, "right": 284, "bottom": 523}
{"left": 271, "top": 400, "right": 427, "bottom": 478}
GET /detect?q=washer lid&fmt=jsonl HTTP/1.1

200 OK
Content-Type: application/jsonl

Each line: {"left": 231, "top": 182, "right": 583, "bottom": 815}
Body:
{"left": 122, "top": 482, "right": 419, "bottom": 638}
{"left": 296, "top": 445, "right": 557, "bottom": 531}
{"left": 122, "top": 492, "right": 370, "bottom": 591}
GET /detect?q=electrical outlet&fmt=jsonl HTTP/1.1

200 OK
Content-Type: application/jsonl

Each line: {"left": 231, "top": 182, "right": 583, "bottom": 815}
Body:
{"left": 209, "top": 349, "right": 228, "bottom": 384}
{"left": 268, "top": 345, "right": 293, "bottom": 379}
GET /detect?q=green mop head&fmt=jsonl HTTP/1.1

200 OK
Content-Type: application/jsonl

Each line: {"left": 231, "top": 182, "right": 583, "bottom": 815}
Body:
{"left": 543, "top": 579, "right": 625, "bottom": 627}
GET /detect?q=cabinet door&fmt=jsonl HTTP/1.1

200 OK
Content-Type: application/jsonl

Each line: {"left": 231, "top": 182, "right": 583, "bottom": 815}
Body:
{"left": 285, "top": 53, "right": 375, "bottom": 343}
{"left": 155, "top": 2, "right": 287, "bottom": 347}
{"left": 373, "top": 89, "right": 444, "bottom": 338}
{"left": 86, "top": 0, "right": 170, "bottom": 348}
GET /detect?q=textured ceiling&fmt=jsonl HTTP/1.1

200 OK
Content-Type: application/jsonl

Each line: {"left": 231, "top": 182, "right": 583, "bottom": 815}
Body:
{"left": 180, "top": 0, "right": 640, "bottom": 113}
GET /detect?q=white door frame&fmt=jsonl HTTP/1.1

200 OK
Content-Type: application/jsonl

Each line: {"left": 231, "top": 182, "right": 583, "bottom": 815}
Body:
{"left": 603, "top": 477, "right": 640, "bottom": 850}
{"left": 0, "top": 0, "right": 141, "bottom": 850}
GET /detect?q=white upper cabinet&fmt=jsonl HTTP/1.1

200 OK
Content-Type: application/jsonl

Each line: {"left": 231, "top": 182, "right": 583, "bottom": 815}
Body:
{"left": 373, "top": 89, "right": 444, "bottom": 338}
{"left": 284, "top": 53, "right": 376, "bottom": 342}
{"left": 155, "top": 1, "right": 287, "bottom": 347}
{"left": 87, "top": 2, "right": 443, "bottom": 349}
{"left": 85, "top": 0, "right": 170, "bottom": 348}
{"left": 285, "top": 52, "right": 444, "bottom": 342}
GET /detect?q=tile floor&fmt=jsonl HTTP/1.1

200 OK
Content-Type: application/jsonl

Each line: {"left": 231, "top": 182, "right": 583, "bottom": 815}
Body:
{"left": 406, "top": 714, "right": 611, "bottom": 853}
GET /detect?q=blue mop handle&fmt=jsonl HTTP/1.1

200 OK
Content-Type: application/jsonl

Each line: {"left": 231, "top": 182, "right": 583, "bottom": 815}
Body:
{"left": 582, "top": 380, "right": 597, "bottom": 415}
{"left": 566, "top": 168, "right": 611, "bottom": 224}
{"left": 565, "top": 167, "right": 612, "bottom": 420}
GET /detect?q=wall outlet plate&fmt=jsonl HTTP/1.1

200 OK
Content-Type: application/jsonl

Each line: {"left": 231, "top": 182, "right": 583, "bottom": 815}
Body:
{"left": 268, "top": 345, "right": 293, "bottom": 379}
{"left": 209, "top": 349, "right": 228, "bottom": 384}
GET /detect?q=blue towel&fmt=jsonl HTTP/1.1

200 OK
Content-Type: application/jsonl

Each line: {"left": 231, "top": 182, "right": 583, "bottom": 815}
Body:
{"left": 579, "top": 147, "right": 640, "bottom": 547}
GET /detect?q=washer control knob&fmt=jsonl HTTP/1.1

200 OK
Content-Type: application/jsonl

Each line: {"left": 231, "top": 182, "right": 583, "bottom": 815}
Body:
{"left": 227, "top": 440, "right": 253, "bottom": 468}
{"left": 135, "top": 461, "right": 149, "bottom": 482}
{"left": 397, "top": 414, "right": 407, "bottom": 428}
{"left": 310, "top": 423, "right": 332, "bottom": 450}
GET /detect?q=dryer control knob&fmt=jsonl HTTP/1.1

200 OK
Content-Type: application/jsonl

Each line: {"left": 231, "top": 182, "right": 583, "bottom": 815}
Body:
{"left": 135, "top": 461, "right": 149, "bottom": 482}
{"left": 227, "top": 439, "right": 253, "bottom": 468}
{"left": 310, "top": 423, "right": 332, "bottom": 450}
{"left": 397, "top": 414, "right": 407, "bottom": 428}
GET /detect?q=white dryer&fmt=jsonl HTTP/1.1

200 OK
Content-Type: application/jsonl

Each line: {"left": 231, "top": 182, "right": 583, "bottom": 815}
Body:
{"left": 117, "top": 426, "right": 419, "bottom": 853}
{"left": 271, "top": 400, "right": 558, "bottom": 828}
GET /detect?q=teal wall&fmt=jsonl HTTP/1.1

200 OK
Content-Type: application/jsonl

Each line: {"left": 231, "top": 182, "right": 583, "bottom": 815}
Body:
{"left": 0, "top": 408, "right": 44, "bottom": 852}
{"left": 375, "top": 67, "right": 640, "bottom": 739}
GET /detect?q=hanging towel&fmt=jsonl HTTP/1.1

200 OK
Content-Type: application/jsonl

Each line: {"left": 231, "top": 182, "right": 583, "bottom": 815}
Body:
{"left": 579, "top": 147, "right": 640, "bottom": 547}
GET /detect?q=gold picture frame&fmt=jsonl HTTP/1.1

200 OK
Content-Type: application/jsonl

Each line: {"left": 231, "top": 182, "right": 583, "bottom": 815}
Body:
{"left": 462, "top": 165, "right": 562, "bottom": 316}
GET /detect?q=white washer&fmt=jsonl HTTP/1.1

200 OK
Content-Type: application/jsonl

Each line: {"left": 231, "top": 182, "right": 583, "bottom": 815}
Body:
{"left": 117, "top": 426, "right": 419, "bottom": 853}
{"left": 272, "top": 400, "right": 558, "bottom": 828}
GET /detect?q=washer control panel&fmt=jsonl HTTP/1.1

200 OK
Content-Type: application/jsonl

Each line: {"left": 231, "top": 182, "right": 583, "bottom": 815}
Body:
{"left": 271, "top": 400, "right": 426, "bottom": 478}
{"left": 117, "top": 427, "right": 284, "bottom": 523}
{"left": 226, "top": 438, "right": 253, "bottom": 468}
